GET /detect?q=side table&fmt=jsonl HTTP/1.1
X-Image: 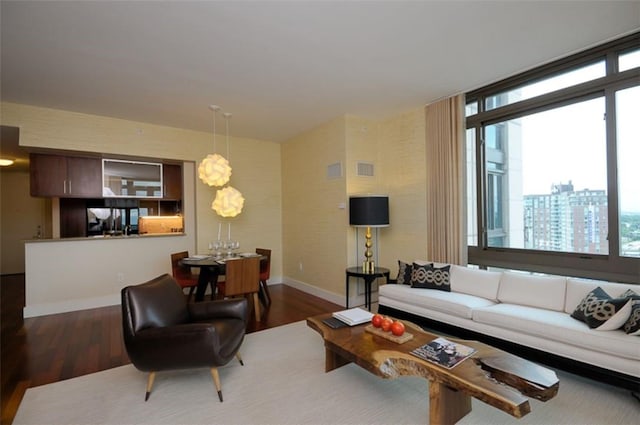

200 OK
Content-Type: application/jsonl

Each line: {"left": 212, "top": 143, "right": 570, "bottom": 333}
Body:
{"left": 345, "top": 266, "right": 390, "bottom": 311}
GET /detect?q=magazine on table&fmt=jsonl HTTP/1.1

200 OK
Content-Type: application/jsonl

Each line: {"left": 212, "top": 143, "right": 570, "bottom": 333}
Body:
{"left": 331, "top": 307, "right": 374, "bottom": 326}
{"left": 410, "top": 337, "right": 476, "bottom": 369}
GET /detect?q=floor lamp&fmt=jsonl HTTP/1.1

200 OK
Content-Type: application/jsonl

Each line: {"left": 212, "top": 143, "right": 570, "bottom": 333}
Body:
{"left": 349, "top": 195, "right": 389, "bottom": 273}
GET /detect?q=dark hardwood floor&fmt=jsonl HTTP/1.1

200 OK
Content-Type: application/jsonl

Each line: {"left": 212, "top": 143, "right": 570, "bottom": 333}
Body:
{"left": 0, "top": 277, "right": 341, "bottom": 425}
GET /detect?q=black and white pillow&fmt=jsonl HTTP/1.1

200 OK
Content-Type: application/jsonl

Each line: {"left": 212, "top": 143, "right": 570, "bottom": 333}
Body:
{"left": 411, "top": 263, "right": 450, "bottom": 292}
{"left": 620, "top": 289, "right": 640, "bottom": 336}
{"left": 396, "top": 260, "right": 413, "bottom": 285}
{"left": 571, "top": 287, "right": 632, "bottom": 330}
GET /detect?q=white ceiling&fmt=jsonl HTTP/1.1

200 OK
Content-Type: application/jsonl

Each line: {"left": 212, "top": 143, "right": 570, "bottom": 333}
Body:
{"left": 2, "top": 1, "right": 639, "bottom": 143}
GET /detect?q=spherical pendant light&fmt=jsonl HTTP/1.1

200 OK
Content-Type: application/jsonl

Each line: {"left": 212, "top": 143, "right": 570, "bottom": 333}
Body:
{"left": 198, "top": 154, "right": 232, "bottom": 187}
{"left": 212, "top": 186, "right": 245, "bottom": 217}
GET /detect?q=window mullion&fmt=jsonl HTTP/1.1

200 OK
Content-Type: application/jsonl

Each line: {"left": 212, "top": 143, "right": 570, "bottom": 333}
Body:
{"left": 605, "top": 86, "right": 620, "bottom": 260}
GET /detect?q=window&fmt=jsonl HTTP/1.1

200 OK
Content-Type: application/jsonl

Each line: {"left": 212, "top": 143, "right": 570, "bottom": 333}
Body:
{"left": 619, "top": 48, "right": 640, "bottom": 72}
{"left": 484, "top": 62, "right": 605, "bottom": 111}
{"left": 616, "top": 85, "right": 640, "bottom": 258}
{"left": 465, "top": 32, "right": 639, "bottom": 283}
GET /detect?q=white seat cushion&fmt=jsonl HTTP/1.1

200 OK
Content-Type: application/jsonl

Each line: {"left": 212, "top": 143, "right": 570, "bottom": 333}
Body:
{"left": 379, "top": 284, "right": 496, "bottom": 319}
{"left": 498, "top": 272, "right": 567, "bottom": 312}
{"left": 473, "top": 303, "right": 639, "bottom": 360}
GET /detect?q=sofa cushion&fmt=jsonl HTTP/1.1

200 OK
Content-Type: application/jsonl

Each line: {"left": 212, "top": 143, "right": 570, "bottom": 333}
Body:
{"left": 620, "top": 289, "right": 640, "bottom": 336}
{"left": 450, "top": 265, "right": 501, "bottom": 301}
{"left": 571, "top": 287, "right": 632, "bottom": 330}
{"left": 564, "top": 278, "right": 639, "bottom": 314}
{"left": 623, "top": 301, "right": 640, "bottom": 336}
{"left": 472, "top": 303, "right": 639, "bottom": 360}
{"left": 396, "top": 260, "right": 413, "bottom": 285}
{"left": 411, "top": 263, "right": 450, "bottom": 291}
{"left": 379, "top": 284, "right": 496, "bottom": 319}
{"left": 497, "top": 272, "right": 566, "bottom": 311}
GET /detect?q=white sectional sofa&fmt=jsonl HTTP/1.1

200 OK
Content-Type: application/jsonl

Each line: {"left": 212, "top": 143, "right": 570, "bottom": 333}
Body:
{"left": 378, "top": 262, "right": 640, "bottom": 390}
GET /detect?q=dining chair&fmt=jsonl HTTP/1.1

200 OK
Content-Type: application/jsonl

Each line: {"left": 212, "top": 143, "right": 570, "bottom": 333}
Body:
{"left": 217, "top": 256, "right": 262, "bottom": 321}
{"left": 170, "top": 251, "right": 199, "bottom": 302}
{"left": 255, "top": 248, "right": 272, "bottom": 306}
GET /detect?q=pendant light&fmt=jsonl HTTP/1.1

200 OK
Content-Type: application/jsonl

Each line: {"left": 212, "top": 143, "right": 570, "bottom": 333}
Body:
{"left": 198, "top": 105, "right": 232, "bottom": 187}
{"left": 212, "top": 112, "right": 244, "bottom": 217}
{"left": 212, "top": 186, "right": 245, "bottom": 217}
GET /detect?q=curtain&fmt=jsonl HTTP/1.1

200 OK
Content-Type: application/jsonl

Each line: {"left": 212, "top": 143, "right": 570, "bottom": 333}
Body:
{"left": 424, "top": 95, "right": 466, "bottom": 265}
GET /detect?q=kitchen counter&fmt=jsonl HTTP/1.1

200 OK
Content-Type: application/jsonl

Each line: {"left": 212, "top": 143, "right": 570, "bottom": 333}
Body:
{"left": 25, "top": 233, "right": 186, "bottom": 243}
{"left": 24, "top": 232, "right": 194, "bottom": 317}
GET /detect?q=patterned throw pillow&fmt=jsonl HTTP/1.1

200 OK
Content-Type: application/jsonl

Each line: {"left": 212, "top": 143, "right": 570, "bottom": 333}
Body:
{"left": 411, "top": 263, "right": 450, "bottom": 292}
{"left": 620, "top": 289, "right": 640, "bottom": 336}
{"left": 396, "top": 260, "right": 413, "bottom": 285}
{"left": 571, "top": 287, "right": 632, "bottom": 330}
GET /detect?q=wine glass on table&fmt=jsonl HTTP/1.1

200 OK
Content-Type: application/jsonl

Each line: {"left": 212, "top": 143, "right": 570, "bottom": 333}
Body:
{"left": 213, "top": 240, "right": 222, "bottom": 258}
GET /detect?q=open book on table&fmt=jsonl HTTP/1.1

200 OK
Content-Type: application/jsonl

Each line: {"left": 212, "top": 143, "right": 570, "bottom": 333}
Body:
{"left": 410, "top": 337, "right": 476, "bottom": 369}
{"left": 331, "top": 307, "right": 374, "bottom": 326}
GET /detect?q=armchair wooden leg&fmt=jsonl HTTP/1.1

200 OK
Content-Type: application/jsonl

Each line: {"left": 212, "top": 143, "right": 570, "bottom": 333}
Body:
{"left": 145, "top": 372, "right": 156, "bottom": 401}
{"left": 236, "top": 352, "right": 244, "bottom": 366}
{"left": 210, "top": 368, "right": 223, "bottom": 402}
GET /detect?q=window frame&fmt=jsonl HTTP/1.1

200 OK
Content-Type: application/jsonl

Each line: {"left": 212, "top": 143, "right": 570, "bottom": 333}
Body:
{"left": 465, "top": 32, "right": 640, "bottom": 284}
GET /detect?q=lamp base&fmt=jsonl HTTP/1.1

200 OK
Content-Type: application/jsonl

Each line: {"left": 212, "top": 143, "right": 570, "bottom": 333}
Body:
{"left": 362, "top": 226, "right": 375, "bottom": 273}
{"left": 362, "top": 260, "right": 375, "bottom": 273}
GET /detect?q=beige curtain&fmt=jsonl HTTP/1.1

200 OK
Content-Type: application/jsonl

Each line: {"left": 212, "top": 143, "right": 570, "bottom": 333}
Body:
{"left": 424, "top": 95, "right": 466, "bottom": 265}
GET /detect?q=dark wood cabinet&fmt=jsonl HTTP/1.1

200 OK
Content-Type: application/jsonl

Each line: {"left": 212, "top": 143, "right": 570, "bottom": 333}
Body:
{"left": 30, "top": 154, "right": 67, "bottom": 197}
{"left": 30, "top": 154, "right": 101, "bottom": 198}
{"left": 60, "top": 198, "right": 87, "bottom": 238}
{"left": 162, "top": 163, "right": 182, "bottom": 200}
{"left": 66, "top": 157, "right": 102, "bottom": 197}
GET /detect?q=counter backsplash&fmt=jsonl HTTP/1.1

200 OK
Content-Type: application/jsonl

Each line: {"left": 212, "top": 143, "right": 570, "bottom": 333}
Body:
{"left": 138, "top": 216, "right": 184, "bottom": 234}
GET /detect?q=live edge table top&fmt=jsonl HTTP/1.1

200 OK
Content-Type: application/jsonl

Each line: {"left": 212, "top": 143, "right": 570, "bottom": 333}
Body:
{"left": 307, "top": 313, "right": 559, "bottom": 424}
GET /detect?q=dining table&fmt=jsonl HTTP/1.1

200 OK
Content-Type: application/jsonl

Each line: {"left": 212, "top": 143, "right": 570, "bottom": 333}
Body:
{"left": 180, "top": 253, "right": 265, "bottom": 302}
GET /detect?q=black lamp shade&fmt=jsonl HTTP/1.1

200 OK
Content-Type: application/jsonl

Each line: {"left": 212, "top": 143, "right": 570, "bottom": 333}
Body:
{"left": 349, "top": 196, "right": 389, "bottom": 227}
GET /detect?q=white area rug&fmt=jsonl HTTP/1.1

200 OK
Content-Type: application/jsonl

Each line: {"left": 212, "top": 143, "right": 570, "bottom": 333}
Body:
{"left": 14, "top": 321, "right": 639, "bottom": 424}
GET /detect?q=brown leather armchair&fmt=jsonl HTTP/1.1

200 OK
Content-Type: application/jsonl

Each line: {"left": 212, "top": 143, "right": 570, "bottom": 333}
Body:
{"left": 121, "top": 273, "right": 248, "bottom": 402}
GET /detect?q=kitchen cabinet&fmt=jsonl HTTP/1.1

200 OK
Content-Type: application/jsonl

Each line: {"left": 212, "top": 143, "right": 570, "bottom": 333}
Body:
{"left": 30, "top": 154, "right": 101, "bottom": 198}
{"left": 162, "top": 163, "right": 182, "bottom": 200}
{"left": 60, "top": 198, "right": 87, "bottom": 238}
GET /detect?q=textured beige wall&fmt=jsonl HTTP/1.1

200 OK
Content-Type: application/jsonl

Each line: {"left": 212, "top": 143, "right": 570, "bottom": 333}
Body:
{"left": 0, "top": 170, "right": 49, "bottom": 273}
{"left": 377, "top": 108, "right": 428, "bottom": 275}
{"left": 282, "top": 109, "right": 427, "bottom": 304}
{"left": 1, "top": 102, "right": 282, "bottom": 279}
{"left": 281, "top": 116, "right": 347, "bottom": 299}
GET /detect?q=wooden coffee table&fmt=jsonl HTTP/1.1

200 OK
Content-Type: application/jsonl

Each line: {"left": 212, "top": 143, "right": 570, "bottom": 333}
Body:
{"left": 307, "top": 313, "right": 559, "bottom": 425}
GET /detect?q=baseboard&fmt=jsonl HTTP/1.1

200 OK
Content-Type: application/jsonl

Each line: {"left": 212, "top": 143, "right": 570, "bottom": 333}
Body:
{"left": 282, "top": 276, "right": 346, "bottom": 307}
{"left": 24, "top": 293, "right": 121, "bottom": 318}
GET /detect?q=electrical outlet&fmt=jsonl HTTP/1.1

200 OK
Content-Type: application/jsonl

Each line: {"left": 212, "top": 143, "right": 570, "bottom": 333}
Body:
{"left": 117, "top": 272, "right": 125, "bottom": 284}
{"left": 299, "top": 262, "right": 303, "bottom": 272}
